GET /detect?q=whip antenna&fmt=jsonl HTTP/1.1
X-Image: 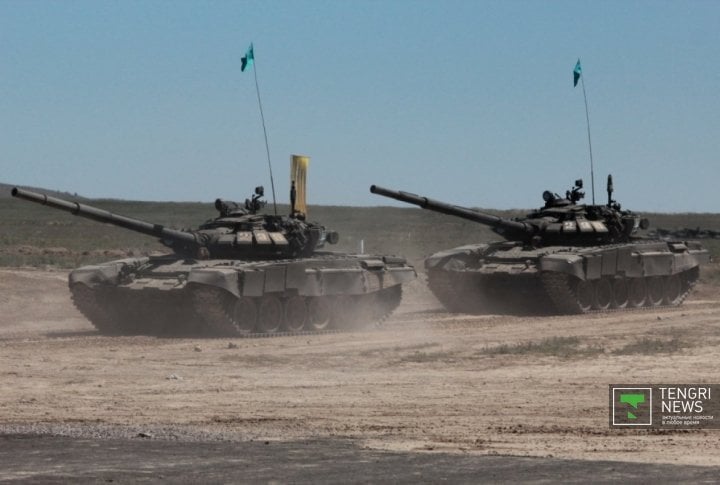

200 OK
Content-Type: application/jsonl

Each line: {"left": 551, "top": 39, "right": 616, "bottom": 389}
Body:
{"left": 242, "top": 42, "right": 277, "bottom": 214}
{"left": 574, "top": 58, "right": 596, "bottom": 204}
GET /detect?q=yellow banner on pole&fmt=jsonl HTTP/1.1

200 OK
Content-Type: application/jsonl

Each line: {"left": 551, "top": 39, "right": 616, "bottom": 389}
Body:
{"left": 290, "top": 155, "right": 309, "bottom": 217}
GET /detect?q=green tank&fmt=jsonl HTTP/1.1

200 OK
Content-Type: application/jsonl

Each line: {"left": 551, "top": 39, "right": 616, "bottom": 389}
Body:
{"left": 371, "top": 176, "right": 709, "bottom": 314}
{"left": 12, "top": 182, "right": 415, "bottom": 336}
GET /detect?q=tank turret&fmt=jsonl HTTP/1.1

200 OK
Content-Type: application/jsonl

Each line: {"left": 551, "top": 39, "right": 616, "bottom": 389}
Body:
{"left": 12, "top": 185, "right": 338, "bottom": 260}
{"left": 371, "top": 175, "right": 648, "bottom": 246}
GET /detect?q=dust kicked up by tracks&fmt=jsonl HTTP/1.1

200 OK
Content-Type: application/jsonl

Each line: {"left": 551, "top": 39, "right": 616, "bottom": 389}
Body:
{"left": 1, "top": 267, "right": 720, "bottom": 480}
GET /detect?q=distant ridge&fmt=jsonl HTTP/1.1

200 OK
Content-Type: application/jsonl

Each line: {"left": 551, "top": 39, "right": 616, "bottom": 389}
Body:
{"left": 0, "top": 183, "right": 87, "bottom": 200}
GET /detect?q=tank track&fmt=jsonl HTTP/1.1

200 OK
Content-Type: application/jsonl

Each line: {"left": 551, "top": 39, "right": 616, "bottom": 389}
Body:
{"left": 191, "top": 285, "right": 403, "bottom": 338}
{"left": 71, "top": 284, "right": 199, "bottom": 336}
{"left": 542, "top": 268, "right": 699, "bottom": 315}
{"left": 71, "top": 285, "right": 169, "bottom": 335}
{"left": 70, "top": 281, "right": 403, "bottom": 338}
{"left": 71, "top": 284, "right": 128, "bottom": 335}
{"left": 427, "top": 269, "right": 550, "bottom": 315}
{"left": 427, "top": 270, "right": 489, "bottom": 314}
{"left": 427, "top": 267, "right": 700, "bottom": 316}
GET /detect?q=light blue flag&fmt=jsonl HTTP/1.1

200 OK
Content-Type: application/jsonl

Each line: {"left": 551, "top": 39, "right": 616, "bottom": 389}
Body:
{"left": 241, "top": 43, "right": 254, "bottom": 72}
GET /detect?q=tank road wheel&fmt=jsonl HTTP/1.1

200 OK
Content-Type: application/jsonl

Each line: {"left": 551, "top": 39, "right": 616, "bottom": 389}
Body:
{"left": 307, "top": 297, "right": 332, "bottom": 330}
{"left": 611, "top": 278, "right": 629, "bottom": 309}
{"left": 257, "top": 296, "right": 284, "bottom": 334}
{"left": 231, "top": 297, "right": 258, "bottom": 335}
{"left": 594, "top": 278, "right": 613, "bottom": 311}
{"left": 628, "top": 278, "right": 647, "bottom": 308}
{"left": 647, "top": 277, "right": 665, "bottom": 307}
{"left": 284, "top": 296, "right": 308, "bottom": 332}
{"left": 190, "top": 286, "right": 257, "bottom": 337}
{"left": 574, "top": 279, "right": 594, "bottom": 313}
{"left": 664, "top": 275, "right": 683, "bottom": 306}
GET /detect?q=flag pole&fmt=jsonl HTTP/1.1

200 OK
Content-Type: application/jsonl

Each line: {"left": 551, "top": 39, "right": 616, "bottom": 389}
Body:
{"left": 576, "top": 59, "right": 596, "bottom": 204}
{"left": 248, "top": 45, "right": 278, "bottom": 215}
{"left": 580, "top": 74, "right": 595, "bottom": 204}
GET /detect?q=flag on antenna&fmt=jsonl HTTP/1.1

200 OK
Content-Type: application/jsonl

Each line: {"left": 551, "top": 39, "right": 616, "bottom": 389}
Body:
{"left": 241, "top": 43, "right": 254, "bottom": 72}
{"left": 573, "top": 59, "right": 582, "bottom": 87}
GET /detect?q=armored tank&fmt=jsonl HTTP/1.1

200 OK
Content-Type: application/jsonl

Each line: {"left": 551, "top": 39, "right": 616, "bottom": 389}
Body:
{"left": 371, "top": 176, "right": 709, "bottom": 314}
{"left": 11, "top": 175, "right": 415, "bottom": 337}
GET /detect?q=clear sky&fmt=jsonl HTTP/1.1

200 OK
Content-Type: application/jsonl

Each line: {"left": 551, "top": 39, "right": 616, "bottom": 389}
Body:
{"left": 2, "top": 0, "right": 719, "bottom": 212}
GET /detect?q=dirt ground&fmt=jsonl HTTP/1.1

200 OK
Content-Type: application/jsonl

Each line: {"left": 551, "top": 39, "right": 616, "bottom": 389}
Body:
{"left": 2, "top": 267, "right": 720, "bottom": 480}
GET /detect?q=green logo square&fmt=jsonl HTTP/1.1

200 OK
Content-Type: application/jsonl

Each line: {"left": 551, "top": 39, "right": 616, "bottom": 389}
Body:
{"left": 612, "top": 387, "right": 652, "bottom": 426}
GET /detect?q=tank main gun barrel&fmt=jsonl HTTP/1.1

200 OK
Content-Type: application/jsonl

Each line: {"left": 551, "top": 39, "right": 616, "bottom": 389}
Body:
{"left": 11, "top": 187, "right": 199, "bottom": 246}
{"left": 370, "top": 185, "right": 532, "bottom": 236}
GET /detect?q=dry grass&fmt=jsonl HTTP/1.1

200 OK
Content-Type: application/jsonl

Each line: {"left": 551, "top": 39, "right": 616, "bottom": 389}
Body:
{"left": 612, "top": 337, "right": 689, "bottom": 355}
{"left": 392, "top": 349, "right": 460, "bottom": 364}
{"left": 481, "top": 336, "right": 605, "bottom": 359}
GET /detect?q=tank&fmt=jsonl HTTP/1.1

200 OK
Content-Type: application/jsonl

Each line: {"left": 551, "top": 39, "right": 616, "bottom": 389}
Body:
{"left": 10, "top": 174, "right": 416, "bottom": 337}
{"left": 371, "top": 176, "right": 709, "bottom": 314}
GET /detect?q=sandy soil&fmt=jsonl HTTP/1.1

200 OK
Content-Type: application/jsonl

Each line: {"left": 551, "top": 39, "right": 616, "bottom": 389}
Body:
{"left": 1, "top": 267, "right": 720, "bottom": 470}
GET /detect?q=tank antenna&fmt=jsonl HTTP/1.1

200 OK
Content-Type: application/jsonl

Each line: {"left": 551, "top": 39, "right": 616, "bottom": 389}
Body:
{"left": 242, "top": 42, "right": 278, "bottom": 215}
{"left": 573, "top": 58, "right": 595, "bottom": 204}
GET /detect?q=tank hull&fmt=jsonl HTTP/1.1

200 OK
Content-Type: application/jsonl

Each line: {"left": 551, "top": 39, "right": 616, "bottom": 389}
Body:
{"left": 69, "top": 253, "right": 416, "bottom": 336}
{"left": 425, "top": 240, "right": 709, "bottom": 315}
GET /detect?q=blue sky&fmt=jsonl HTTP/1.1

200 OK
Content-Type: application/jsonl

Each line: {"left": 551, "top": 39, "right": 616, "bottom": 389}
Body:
{"left": 2, "top": 0, "right": 719, "bottom": 212}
